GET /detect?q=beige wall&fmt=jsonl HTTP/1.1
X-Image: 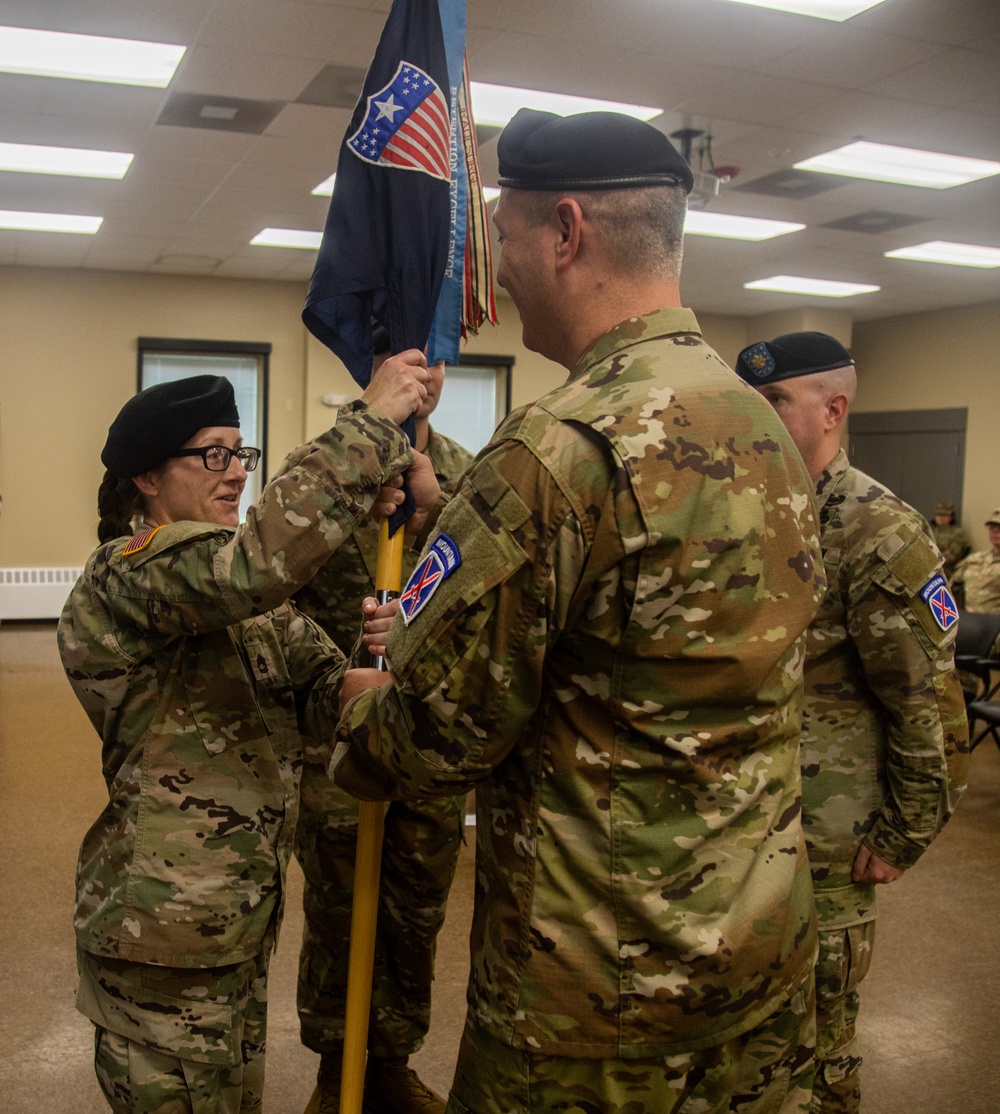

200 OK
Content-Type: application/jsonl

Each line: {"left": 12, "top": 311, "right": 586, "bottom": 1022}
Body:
{"left": 2, "top": 262, "right": 994, "bottom": 567}
{"left": 852, "top": 297, "right": 1000, "bottom": 553}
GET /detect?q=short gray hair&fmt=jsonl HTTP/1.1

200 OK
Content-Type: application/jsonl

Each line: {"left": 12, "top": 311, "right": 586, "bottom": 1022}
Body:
{"left": 513, "top": 185, "right": 687, "bottom": 279}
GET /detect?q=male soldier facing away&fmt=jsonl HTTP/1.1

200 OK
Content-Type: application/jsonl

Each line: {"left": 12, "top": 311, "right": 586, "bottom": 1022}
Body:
{"left": 736, "top": 332, "right": 969, "bottom": 1114}
{"left": 289, "top": 329, "right": 472, "bottom": 1114}
{"left": 334, "top": 109, "right": 826, "bottom": 1114}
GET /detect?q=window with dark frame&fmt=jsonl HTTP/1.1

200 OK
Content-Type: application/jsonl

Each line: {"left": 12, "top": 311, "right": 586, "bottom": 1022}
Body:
{"left": 437, "top": 353, "right": 514, "bottom": 455}
{"left": 137, "top": 337, "right": 270, "bottom": 523}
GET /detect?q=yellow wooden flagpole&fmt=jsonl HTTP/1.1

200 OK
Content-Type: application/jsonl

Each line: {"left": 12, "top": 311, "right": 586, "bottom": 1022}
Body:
{"left": 339, "top": 517, "right": 405, "bottom": 1114}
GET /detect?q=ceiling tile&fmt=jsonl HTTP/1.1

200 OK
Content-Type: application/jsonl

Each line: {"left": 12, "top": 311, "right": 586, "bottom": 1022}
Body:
{"left": 863, "top": 47, "right": 1000, "bottom": 107}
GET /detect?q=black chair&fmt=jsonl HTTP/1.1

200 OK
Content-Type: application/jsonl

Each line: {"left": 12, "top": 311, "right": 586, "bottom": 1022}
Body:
{"left": 955, "top": 610, "right": 1000, "bottom": 752}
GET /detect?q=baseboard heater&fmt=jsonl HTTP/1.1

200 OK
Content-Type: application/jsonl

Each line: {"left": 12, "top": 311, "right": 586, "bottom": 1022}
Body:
{"left": 0, "top": 567, "right": 81, "bottom": 622}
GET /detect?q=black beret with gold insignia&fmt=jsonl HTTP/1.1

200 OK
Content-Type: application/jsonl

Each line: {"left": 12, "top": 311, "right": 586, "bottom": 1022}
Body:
{"left": 497, "top": 108, "right": 694, "bottom": 194}
{"left": 102, "top": 375, "right": 240, "bottom": 478}
{"left": 735, "top": 331, "right": 854, "bottom": 386}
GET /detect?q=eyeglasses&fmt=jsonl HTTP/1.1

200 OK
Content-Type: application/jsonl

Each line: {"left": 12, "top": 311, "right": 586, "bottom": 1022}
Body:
{"left": 170, "top": 445, "right": 261, "bottom": 472}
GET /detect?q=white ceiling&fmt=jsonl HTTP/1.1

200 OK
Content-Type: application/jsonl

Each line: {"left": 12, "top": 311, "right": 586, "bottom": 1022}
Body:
{"left": 2, "top": 0, "right": 999, "bottom": 320}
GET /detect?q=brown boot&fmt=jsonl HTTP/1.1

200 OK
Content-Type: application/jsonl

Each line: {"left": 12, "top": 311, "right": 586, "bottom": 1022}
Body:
{"left": 363, "top": 1056, "right": 446, "bottom": 1114}
{"left": 303, "top": 1051, "right": 343, "bottom": 1114}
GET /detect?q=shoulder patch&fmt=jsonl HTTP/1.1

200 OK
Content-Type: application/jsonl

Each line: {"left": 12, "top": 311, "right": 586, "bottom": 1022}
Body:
{"left": 400, "top": 533, "right": 461, "bottom": 625}
{"left": 121, "top": 525, "right": 164, "bottom": 557}
{"left": 920, "top": 574, "right": 959, "bottom": 632}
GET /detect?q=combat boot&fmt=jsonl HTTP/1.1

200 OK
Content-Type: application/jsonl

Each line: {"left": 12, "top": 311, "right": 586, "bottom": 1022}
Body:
{"left": 363, "top": 1056, "right": 446, "bottom": 1114}
{"left": 303, "top": 1051, "right": 342, "bottom": 1114}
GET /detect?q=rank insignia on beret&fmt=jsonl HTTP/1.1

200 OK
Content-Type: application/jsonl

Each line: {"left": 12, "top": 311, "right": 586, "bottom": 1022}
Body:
{"left": 920, "top": 574, "right": 958, "bottom": 631}
{"left": 400, "top": 533, "right": 461, "bottom": 625}
{"left": 744, "top": 342, "right": 775, "bottom": 378}
{"left": 121, "top": 525, "right": 164, "bottom": 557}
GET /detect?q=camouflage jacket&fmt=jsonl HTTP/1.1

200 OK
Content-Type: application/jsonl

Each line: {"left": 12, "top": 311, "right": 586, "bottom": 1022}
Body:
{"left": 292, "top": 427, "right": 473, "bottom": 649}
{"left": 803, "top": 451, "right": 968, "bottom": 918}
{"left": 58, "top": 403, "right": 411, "bottom": 968}
{"left": 336, "top": 307, "right": 826, "bottom": 1057}
{"left": 954, "top": 548, "right": 1000, "bottom": 613}
{"left": 930, "top": 522, "right": 971, "bottom": 581}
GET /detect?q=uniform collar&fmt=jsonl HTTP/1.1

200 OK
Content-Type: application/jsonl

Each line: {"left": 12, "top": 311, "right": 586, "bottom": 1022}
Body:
{"left": 571, "top": 307, "right": 702, "bottom": 383}
{"left": 814, "top": 448, "right": 850, "bottom": 511}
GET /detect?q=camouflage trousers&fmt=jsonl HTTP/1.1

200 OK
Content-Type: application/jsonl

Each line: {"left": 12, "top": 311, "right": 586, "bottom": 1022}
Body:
{"left": 811, "top": 920, "right": 876, "bottom": 1114}
{"left": 447, "top": 976, "right": 816, "bottom": 1114}
{"left": 295, "top": 758, "right": 465, "bottom": 1057}
{"left": 77, "top": 943, "right": 270, "bottom": 1114}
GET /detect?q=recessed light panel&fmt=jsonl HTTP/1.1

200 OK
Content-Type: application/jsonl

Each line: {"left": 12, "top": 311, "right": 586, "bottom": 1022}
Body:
{"left": 684, "top": 211, "right": 805, "bottom": 240}
{"left": 251, "top": 228, "right": 322, "bottom": 250}
{"left": 717, "top": 0, "right": 887, "bottom": 20}
{"left": 795, "top": 141, "right": 1000, "bottom": 189}
{"left": 470, "top": 83, "right": 661, "bottom": 128}
{"left": 0, "top": 141, "right": 133, "bottom": 179}
{"left": 885, "top": 241, "right": 1000, "bottom": 268}
{"left": 0, "top": 25, "right": 185, "bottom": 87}
{"left": 312, "top": 174, "right": 336, "bottom": 197}
{"left": 744, "top": 275, "right": 880, "bottom": 297}
{"left": 0, "top": 209, "right": 102, "bottom": 234}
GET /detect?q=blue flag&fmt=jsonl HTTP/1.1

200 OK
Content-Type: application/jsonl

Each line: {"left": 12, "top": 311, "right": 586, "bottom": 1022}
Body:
{"left": 303, "top": 0, "right": 467, "bottom": 388}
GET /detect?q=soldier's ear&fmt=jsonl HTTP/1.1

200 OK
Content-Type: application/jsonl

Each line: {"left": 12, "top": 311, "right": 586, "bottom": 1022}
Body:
{"left": 132, "top": 471, "right": 160, "bottom": 498}
{"left": 826, "top": 392, "right": 849, "bottom": 432}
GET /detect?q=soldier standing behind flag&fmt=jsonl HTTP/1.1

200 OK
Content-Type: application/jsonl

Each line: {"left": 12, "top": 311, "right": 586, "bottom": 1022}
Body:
{"left": 288, "top": 329, "right": 472, "bottom": 1114}
{"left": 334, "top": 109, "right": 827, "bottom": 1114}
{"left": 58, "top": 361, "right": 431, "bottom": 1114}
{"left": 736, "top": 332, "right": 969, "bottom": 1114}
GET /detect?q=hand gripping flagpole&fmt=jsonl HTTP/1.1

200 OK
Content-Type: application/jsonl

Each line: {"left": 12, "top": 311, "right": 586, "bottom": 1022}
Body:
{"left": 339, "top": 521, "right": 403, "bottom": 1114}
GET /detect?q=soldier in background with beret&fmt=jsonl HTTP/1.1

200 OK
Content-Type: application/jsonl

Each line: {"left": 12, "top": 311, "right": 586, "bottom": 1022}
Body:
{"left": 929, "top": 501, "right": 970, "bottom": 582}
{"left": 952, "top": 508, "right": 1000, "bottom": 614}
{"left": 334, "top": 109, "right": 826, "bottom": 1113}
{"left": 58, "top": 360, "right": 432, "bottom": 1113}
{"left": 736, "top": 332, "right": 969, "bottom": 1114}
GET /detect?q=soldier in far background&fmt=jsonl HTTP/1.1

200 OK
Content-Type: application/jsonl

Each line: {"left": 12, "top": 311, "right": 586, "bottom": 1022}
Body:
{"left": 737, "top": 331, "right": 969, "bottom": 1114}
{"left": 952, "top": 508, "right": 1000, "bottom": 614}
{"left": 288, "top": 326, "right": 473, "bottom": 1114}
{"left": 930, "top": 501, "right": 970, "bottom": 582}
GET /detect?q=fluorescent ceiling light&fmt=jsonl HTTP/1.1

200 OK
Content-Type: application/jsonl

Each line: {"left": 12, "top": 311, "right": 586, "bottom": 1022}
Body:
{"left": 684, "top": 211, "right": 804, "bottom": 240}
{"left": 716, "top": 0, "right": 887, "bottom": 20}
{"left": 0, "top": 209, "right": 102, "bottom": 234}
{"left": 795, "top": 141, "right": 1000, "bottom": 189}
{"left": 0, "top": 25, "right": 185, "bottom": 87}
{"left": 251, "top": 228, "right": 322, "bottom": 250}
{"left": 470, "top": 82, "right": 660, "bottom": 128}
{"left": 885, "top": 241, "right": 1000, "bottom": 268}
{"left": 744, "top": 275, "right": 880, "bottom": 297}
{"left": 483, "top": 187, "right": 500, "bottom": 202}
{"left": 312, "top": 173, "right": 336, "bottom": 197}
{"left": 0, "top": 141, "right": 133, "bottom": 179}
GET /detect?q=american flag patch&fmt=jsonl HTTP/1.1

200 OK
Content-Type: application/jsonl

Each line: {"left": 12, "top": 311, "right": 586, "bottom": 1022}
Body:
{"left": 348, "top": 61, "right": 451, "bottom": 182}
{"left": 122, "top": 525, "right": 164, "bottom": 557}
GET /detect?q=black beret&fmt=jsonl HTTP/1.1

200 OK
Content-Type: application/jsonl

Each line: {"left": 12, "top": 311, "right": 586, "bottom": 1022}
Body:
{"left": 102, "top": 375, "right": 240, "bottom": 478}
{"left": 735, "top": 332, "right": 854, "bottom": 386}
{"left": 497, "top": 108, "right": 693, "bottom": 194}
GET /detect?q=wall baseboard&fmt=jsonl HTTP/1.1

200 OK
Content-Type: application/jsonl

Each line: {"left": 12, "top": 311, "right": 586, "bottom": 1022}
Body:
{"left": 0, "top": 568, "right": 81, "bottom": 622}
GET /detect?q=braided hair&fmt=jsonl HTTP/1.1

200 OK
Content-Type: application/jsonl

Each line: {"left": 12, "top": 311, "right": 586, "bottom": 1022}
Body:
{"left": 97, "top": 470, "right": 143, "bottom": 544}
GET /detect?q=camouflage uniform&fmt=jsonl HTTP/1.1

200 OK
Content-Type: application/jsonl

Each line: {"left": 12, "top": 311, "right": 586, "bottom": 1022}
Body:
{"left": 953, "top": 548, "right": 1000, "bottom": 613}
{"left": 336, "top": 308, "right": 827, "bottom": 1113}
{"left": 803, "top": 450, "right": 969, "bottom": 1113}
{"left": 929, "top": 522, "right": 970, "bottom": 582}
{"left": 291, "top": 428, "right": 472, "bottom": 1058}
{"left": 58, "top": 402, "right": 412, "bottom": 1113}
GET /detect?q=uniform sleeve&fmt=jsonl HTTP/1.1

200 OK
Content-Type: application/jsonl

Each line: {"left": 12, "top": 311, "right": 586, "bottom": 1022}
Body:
{"left": 283, "top": 607, "right": 349, "bottom": 751}
{"left": 81, "top": 402, "right": 412, "bottom": 654}
{"left": 848, "top": 528, "right": 969, "bottom": 868}
{"left": 334, "top": 436, "right": 604, "bottom": 799}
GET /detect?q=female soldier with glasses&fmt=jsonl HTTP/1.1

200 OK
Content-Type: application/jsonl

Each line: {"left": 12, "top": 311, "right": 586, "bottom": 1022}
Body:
{"left": 58, "top": 362, "right": 437, "bottom": 1114}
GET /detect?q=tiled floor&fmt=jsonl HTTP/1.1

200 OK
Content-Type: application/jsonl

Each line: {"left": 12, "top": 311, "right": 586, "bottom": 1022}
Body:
{"left": 1, "top": 621, "right": 997, "bottom": 1112}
